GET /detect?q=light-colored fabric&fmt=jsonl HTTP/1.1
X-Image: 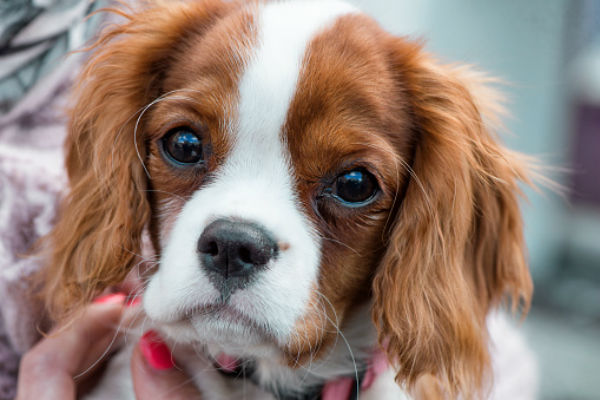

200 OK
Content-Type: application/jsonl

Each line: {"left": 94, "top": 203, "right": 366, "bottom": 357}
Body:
{"left": 0, "top": 30, "right": 75, "bottom": 400}
{"left": 0, "top": 2, "right": 108, "bottom": 395}
{"left": 0, "top": 0, "right": 102, "bottom": 115}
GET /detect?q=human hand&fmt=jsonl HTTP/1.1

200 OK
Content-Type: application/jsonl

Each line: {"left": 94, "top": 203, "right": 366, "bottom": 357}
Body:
{"left": 131, "top": 330, "right": 203, "bottom": 399}
{"left": 16, "top": 293, "right": 202, "bottom": 400}
{"left": 16, "top": 293, "right": 128, "bottom": 400}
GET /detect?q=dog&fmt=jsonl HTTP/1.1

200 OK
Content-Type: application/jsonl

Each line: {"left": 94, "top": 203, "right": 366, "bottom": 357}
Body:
{"left": 38, "top": 0, "right": 538, "bottom": 398}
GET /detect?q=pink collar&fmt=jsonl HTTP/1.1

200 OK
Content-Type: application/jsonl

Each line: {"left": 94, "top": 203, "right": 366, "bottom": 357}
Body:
{"left": 216, "top": 351, "right": 389, "bottom": 400}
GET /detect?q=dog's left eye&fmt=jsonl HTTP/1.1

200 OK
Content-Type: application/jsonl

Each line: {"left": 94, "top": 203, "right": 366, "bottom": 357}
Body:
{"left": 330, "top": 168, "right": 379, "bottom": 206}
{"left": 161, "top": 128, "right": 203, "bottom": 165}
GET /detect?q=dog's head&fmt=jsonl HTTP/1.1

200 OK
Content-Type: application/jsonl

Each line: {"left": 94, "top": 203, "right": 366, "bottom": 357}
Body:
{"left": 41, "top": 0, "right": 532, "bottom": 396}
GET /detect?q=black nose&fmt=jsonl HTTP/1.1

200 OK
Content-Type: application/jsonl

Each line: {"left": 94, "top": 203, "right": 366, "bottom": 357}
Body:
{"left": 197, "top": 219, "right": 278, "bottom": 279}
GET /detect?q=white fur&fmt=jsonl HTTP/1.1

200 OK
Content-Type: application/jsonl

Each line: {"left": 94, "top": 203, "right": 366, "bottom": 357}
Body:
{"left": 488, "top": 312, "right": 538, "bottom": 400}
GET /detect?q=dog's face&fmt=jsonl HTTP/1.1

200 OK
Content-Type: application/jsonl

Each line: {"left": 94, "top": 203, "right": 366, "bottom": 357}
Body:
{"left": 42, "top": 0, "right": 533, "bottom": 396}
{"left": 142, "top": 1, "right": 410, "bottom": 361}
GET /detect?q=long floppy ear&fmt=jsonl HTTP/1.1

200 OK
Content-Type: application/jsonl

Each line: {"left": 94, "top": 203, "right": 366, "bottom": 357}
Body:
{"left": 38, "top": 0, "right": 233, "bottom": 321}
{"left": 372, "top": 40, "right": 533, "bottom": 398}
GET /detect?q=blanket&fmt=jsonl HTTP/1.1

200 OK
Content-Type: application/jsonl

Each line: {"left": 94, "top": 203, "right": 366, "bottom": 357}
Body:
{"left": 0, "top": 57, "right": 72, "bottom": 400}
{"left": 0, "top": 2, "right": 104, "bottom": 396}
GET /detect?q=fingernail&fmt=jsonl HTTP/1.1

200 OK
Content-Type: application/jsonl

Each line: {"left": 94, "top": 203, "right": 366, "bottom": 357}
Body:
{"left": 93, "top": 293, "right": 126, "bottom": 304}
{"left": 361, "top": 368, "right": 375, "bottom": 390}
{"left": 139, "top": 331, "right": 175, "bottom": 370}
{"left": 322, "top": 377, "right": 354, "bottom": 400}
{"left": 361, "top": 351, "right": 388, "bottom": 390}
{"left": 371, "top": 351, "right": 389, "bottom": 375}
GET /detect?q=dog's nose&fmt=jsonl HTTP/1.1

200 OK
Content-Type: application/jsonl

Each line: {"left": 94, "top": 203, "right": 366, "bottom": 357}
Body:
{"left": 197, "top": 219, "right": 278, "bottom": 279}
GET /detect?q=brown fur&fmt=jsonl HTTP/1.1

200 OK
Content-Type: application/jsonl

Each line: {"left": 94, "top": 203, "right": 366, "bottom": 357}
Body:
{"left": 282, "top": 15, "right": 532, "bottom": 398}
{"left": 37, "top": 1, "right": 533, "bottom": 398}
{"left": 282, "top": 14, "right": 413, "bottom": 363}
{"left": 371, "top": 39, "right": 532, "bottom": 398}
{"left": 37, "top": 0, "right": 238, "bottom": 321}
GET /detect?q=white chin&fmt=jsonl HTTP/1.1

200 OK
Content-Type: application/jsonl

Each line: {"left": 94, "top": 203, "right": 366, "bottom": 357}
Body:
{"left": 157, "top": 320, "right": 201, "bottom": 344}
{"left": 157, "top": 309, "right": 280, "bottom": 356}
{"left": 193, "top": 311, "right": 273, "bottom": 344}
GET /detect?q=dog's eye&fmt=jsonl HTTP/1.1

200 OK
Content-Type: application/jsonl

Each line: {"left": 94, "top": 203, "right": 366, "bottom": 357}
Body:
{"left": 162, "top": 129, "right": 203, "bottom": 165}
{"left": 332, "top": 168, "right": 378, "bottom": 205}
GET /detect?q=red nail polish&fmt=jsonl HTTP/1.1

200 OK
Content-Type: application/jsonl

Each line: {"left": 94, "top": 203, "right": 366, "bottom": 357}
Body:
{"left": 93, "top": 293, "right": 126, "bottom": 304}
{"left": 140, "top": 331, "right": 175, "bottom": 370}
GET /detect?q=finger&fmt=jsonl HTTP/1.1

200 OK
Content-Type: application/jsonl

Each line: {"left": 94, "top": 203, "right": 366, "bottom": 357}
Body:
{"left": 131, "top": 331, "right": 202, "bottom": 400}
{"left": 16, "top": 295, "right": 127, "bottom": 400}
{"left": 16, "top": 363, "right": 74, "bottom": 400}
{"left": 40, "top": 295, "right": 126, "bottom": 375}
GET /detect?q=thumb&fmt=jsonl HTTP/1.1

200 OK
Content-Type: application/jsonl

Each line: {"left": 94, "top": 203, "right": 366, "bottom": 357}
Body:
{"left": 131, "top": 331, "right": 202, "bottom": 400}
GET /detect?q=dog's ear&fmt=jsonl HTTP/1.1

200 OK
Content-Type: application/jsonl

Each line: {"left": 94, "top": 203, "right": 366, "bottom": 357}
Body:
{"left": 39, "top": 0, "right": 233, "bottom": 321}
{"left": 372, "top": 40, "right": 532, "bottom": 398}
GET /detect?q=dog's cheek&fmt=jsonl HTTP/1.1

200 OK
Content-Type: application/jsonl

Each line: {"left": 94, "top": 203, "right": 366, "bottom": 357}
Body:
{"left": 155, "top": 197, "right": 186, "bottom": 248}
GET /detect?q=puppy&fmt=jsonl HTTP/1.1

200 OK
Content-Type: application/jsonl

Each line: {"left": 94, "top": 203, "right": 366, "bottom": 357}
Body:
{"left": 39, "top": 0, "right": 537, "bottom": 398}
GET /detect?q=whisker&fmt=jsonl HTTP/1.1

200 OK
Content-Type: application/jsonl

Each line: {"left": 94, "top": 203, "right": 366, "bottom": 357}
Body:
{"left": 320, "top": 236, "right": 361, "bottom": 256}
{"left": 143, "top": 189, "right": 188, "bottom": 202}
{"left": 109, "top": 88, "right": 208, "bottom": 184}
{"left": 315, "top": 290, "right": 360, "bottom": 399}
{"left": 132, "top": 95, "right": 198, "bottom": 180}
{"left": 73, "top": 300, "right": 146, "bottom": 380}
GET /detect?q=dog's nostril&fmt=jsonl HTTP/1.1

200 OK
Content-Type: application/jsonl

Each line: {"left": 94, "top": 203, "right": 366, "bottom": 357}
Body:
{"left": 238, "top": 246, "right": 253, "bottom": 265}
{"left": 198, "top": 239, "right": 219, "bottom": 256}
{"left": 206, "top": 241, "right": 219, "bottom": 256}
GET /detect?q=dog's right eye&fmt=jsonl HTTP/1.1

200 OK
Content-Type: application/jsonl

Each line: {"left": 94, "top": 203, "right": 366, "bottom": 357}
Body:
{"left": 161, "top": 128, "right": 203, "bottom": 165}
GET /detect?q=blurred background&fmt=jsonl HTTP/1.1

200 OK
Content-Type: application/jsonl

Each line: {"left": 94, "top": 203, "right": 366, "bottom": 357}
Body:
{"left": 353, "top": 1, "right": 600, "bottom": 399}
{"left": 1, "top": 1, "right": 599, "bottom": 399}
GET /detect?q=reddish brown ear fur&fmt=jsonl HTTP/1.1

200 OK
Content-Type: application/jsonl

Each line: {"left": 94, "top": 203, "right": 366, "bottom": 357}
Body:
{"left": 37, "top": 0, "right": 233, "bottom": 322}
{"left": 372, "top": 40, "right": 533, "bottom": 398}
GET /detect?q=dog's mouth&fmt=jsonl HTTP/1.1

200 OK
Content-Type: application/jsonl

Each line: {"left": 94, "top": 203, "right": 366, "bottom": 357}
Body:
{"left": 181, "top": 303, "right": 275, "bottom": 341}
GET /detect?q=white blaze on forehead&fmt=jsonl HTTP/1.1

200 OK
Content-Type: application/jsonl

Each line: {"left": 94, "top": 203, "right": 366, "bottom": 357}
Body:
{"left": 234, "top": 0, "right": 357, "bottom": 161}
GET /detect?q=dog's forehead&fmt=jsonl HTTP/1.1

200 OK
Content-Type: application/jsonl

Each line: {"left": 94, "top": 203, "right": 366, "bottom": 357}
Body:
{"left": 189, "top": 0, "right": 364, "bottom": 180}
{"left": 149, "top": 0, "right": 406, "bottom": 207}
{"left": 236, "top": 0, "right": 358, "bottom": 142}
